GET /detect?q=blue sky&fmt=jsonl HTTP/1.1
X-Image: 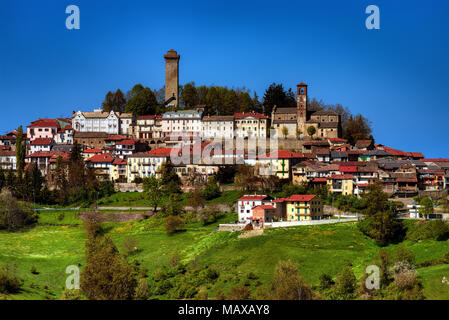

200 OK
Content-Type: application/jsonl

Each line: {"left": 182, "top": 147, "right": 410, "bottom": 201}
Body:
{"left": 1, "top": 0, "right": 448, "bottom": 157}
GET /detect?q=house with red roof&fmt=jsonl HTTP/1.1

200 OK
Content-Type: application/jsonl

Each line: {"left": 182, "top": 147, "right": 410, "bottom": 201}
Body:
{"left": 30, "top": 138, "right": 54, "bottom": 153}
{"left": 115, "top": 139, "right": 147, "bottom": 158}
{"left": 274, "top": 194, "right": 323, "bottom": 222}
{"left": 111, "top": 158, "right": 128, "bottom": 182}
{"left": 252, "top": 205, "right": 277, "bottom": 225}
{"left": 256, "top": 150, "right": 305, "bottom": 180}
{"left": 237, "top": 194, "right": 273, "bottom": 222}
{"left": 85, "top": 153, "right": 114, "bottom": 180}
{"left": 26, "top": 119, "right": 60, "bottom": 142}
{"left": 54, "top": 124, "right": 73, "bottom": 145}
{"left": 327, "top": 174, "right": 354, "bottom": 195}
{"left": 234, "top": 111, "right": 269, "bottom": 139}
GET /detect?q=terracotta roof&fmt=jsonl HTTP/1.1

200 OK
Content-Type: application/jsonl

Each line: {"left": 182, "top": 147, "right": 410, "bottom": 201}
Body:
{"left": 148, "top": 148, "right": 172, "bottom": 157}
{"left": 105, "top": 134, "right": 127, "bottom": 141}
{"left": 339, "top": 165, "right": 358, "bottom": 173}
{"left": 422, "top": 159, "right": 449, "bottom": 162}
{"left": 137, "top": 115, "right": 157, "bottom": 120}
{"left": 0, "top": 150, "right": 15, "bottom": 156}
{"left": 311, "top": 178, "right": 328, "bottom": 182}
{"left": 86, "top": 154, "right": 113, "bottom": 163}
{"left": 27, "top": 119, "right": 59, "bottom": 128}
{"left": 112, "top": 158, "right": 127, "bottom": 165}
{"left": 234, "top": 112, "right": 269, "bottom": 120}
{"left": 253, "top": 205, "right": 276, "bottom": 210}
{"left": 328, "top": 138, "right": 347, "bottom": 143}
{"left": 202, "top": 115, "right": 234, "bottom": 121}
{"left": 259, "top": 150, "right": 305, "bottom": 159}
{"left": 116, "top": 139, "right": 138, "bottom": 145}
{"left": 285, "top": 195, "right": 317, "bottom": 202}
{"left": 238, "top": 195, "right": 271, "bottom": 201}
{"left": 30, "top": 138, "right": 53, "bottom": 145}
{"left": 83, "top": 148, "right": 102, "bottom": 153}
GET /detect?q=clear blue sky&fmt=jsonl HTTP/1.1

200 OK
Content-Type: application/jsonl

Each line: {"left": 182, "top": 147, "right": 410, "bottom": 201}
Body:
{"left": 1, "top": 0, "right": 448, "bottom": 157}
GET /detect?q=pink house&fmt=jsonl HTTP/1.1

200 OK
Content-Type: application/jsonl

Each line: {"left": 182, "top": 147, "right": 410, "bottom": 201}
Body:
{"left": 27, "top": 119, "right": 59, "bottom": 142}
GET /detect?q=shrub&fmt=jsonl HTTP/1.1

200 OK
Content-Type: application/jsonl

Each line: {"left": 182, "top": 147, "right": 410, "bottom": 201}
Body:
{"left": 394, "top": 270, "right": 418, "bottom": 291}
{"left": 134, "top": 278, "right": 151, "bottom": 300}
{"left": 0, "top": 189, "right": 37, "bottom": 230}
{"left": 164, "top": 216, "right": 184, "bottom": 234}
{"left": 61, "top": 289, "right": 84, "bottom": 300}
{"left": 227, "top": 286, "right": 250, "bottom": 300}
{"left": 334, "top": 267, "right": 357, "bottom": 299}
{"left": 319, "top": 274, "right": 334, "bottom": 290}
{"left": 0, "top": 264, "right": 23, "bottom": 294}
{"left": 121, "top": 237, "right": 138, "bottom": 256}
{"left": 406, "top": 219, "right": 449, "bottom": 241}
{"left": 269, "top": 260, "right": 314, "bottom": 300}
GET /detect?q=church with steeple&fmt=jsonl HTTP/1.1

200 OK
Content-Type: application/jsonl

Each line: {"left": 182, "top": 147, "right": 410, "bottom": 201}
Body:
{"left": 271, "top": 83, "right": 341, "bottom": 139}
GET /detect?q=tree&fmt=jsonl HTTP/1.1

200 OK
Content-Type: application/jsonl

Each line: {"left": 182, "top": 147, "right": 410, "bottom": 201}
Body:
{"left": 15, "top": 126, "right": 26, "bottom": 174}
{"left": 344, "top": 114, "right": 372, "bottom": 146}
{"left": 334, "top": 267, "right": 357, "bottom": 299}
{"left": 187, "top": 188, "right": 205, "bottom": 212}
{"left": 262, "top": 83, "right": 295, "bottom": 115}
{"left": 125, "top": 84, "right": 159, "bottom": 116}
{"left": 227, "top": 286, "right": 251, "bottom": 300}
{"left": 158, "top": 162, "right": 182, "bottom": 194}
{"left": 180, "top": 82, "right": 198, "bottom": 107}
{"left": 269, "top": 260, "right": 314, "bottom": 300}
{"left": 164, "top": 215, "right": 184, "bottom": 234}
{"left": 0, "top": 189, "right": 37, "bottom": 230}
{"left": 362, "top": 181, "right": 390, "bottom": 217}
{"left": 306, "top": 126, "right": 316, "bottom": 139}
{"left": 102, "top": 89, "right": 126, "bottom": 113}
{"left": 419, "top": 197, "right": 434, "bottom": 218}
{"left": 201, "top": 175, "right": 221, "bottom": 200}
{"left": 134, "top": 278, "right": 151, "bottom": 300}
{"left": 143, "top": 176, "right": 162, "bottom": 213}
{"left": 80, "top": 235, "right": 137, "bottom": 300}
{"left": 30, "top": 163, "right": 44, "bottom": 202}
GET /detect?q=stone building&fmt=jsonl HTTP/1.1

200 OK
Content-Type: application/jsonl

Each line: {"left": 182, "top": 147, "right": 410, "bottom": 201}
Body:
{"left": 164, "top": 49, "right": 180, "bottom": 108}
{"left": 201, "top": 115, "right": 235, "bottom": 139}
{"left": 72, "top": 110, "right": 134, "bottom": 135}
{"left": 271, "top": 83, "right": 341, "bottom": 139}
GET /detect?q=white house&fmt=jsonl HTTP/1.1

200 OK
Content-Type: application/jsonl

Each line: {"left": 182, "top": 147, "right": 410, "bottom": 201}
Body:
{"left": 29, "top": 138, "right": 53, "bottom": 153}
{"left": 54, "top": 125, "right": 73, "bottom": 145}
{"left": 0, "top": 150, "right": 16, "bottom": 170}
{"left": 161, "top": 109, "right": 203, "bottom": 138}
{"left": 237, "top": 195, "right": 273, "bottom": 223}
{"left": 234, "top": 112, "right": 269, "bottom": 139}
{"left": 72, "top": 109, "right": 121, "bottom": 135}
{"left": 201, "top": 115, "right": 235, "bottom": 139}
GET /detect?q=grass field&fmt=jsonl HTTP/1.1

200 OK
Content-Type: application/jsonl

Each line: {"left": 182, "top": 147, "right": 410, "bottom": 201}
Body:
{"left": 0, "top": 211, "right": 448, "bottom": 300}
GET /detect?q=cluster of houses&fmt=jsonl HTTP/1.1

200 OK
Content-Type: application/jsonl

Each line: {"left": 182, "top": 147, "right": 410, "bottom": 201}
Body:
{"left": 237, "top": 194, "right": 324, "bottom": 224}
{"left": 1, "top": 107, "right": 449, "bottom": 196}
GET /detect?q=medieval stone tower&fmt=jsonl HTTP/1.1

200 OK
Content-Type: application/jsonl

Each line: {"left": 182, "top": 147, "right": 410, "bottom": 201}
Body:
{"left": 296, "top": 82, "right": 308, "bottom": 134}
{"left": 164, "top": 49, "right": 180, "bottom": 108}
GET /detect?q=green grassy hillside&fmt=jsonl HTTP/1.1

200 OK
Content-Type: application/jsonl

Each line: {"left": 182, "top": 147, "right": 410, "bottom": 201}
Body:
{"left": 0, "top": 211, "right": 448, "bottom": 300}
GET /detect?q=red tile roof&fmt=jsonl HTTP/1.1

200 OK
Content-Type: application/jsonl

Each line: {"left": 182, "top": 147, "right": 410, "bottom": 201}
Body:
{"left": 105, "top": 134, "right": 127, "bottom": 141}
{"left": 311, "top": 178, "right": 328, "bottom": 183}
{"left": 253, "top": 205, "right": 276, "bottom": 210}
{"left": 238, "top": 195, "right": 271, "bottom": 201}
{"left": 27, "top": 119, "right": 59, "bottom": 128}
{"left": 30, "top": 138, "right": 53, "bottom": 145}
{"left": 84, "top": 148, "right": 102, "bottom": 153}
{"left": 148, "top": 148, "right": 172, "bottom": 157}
{"left": 422, "top": 158, "right": 449, "bottom": 162}
{"left": 259, "top": 150, "right": 304, "bottom": 159}
{"left": 116, "top": 139, "right": 138, "bottom": 145}
{"left": 86, "top": 154, "right": 113, "bottom": 163}
{"left": 234, "top": 112, "right": 269, "bottom": 119}
{"left": 112, "top": 158, "right": 127, "bottom": 165}
{"left": 339, "top": 165, "right": 358, "bottom": 173}
{"left": 285, "top": 195, "right": 317, "bottom": 202}
{"left": 137, "top": 115, "right": 157, "bottom": 120}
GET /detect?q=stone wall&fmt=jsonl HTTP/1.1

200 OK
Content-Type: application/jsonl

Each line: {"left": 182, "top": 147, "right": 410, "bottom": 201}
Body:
{"left": 115, "top": 183, "right": 143, "bottom": 192}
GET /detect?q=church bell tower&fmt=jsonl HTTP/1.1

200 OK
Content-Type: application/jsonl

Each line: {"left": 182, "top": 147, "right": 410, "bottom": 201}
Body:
{"left": 297, "top": 83, "right": 308, "bottom": 134}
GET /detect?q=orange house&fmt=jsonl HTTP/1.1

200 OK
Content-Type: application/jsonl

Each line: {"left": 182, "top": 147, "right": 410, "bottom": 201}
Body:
{"left": 252, "top": 205, "right": 277, "bottom": 224}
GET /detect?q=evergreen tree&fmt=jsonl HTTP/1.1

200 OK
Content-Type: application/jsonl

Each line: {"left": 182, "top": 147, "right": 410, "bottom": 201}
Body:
{"left": 15, "top": 126, "right": 26, "bottom": 175}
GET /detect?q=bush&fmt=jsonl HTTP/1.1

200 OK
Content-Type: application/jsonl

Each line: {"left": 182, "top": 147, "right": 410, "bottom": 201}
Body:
{"left": 269, "top": 260, "right": 314, "bottom": 300}
{"left": 319, "top": 274, "right": 334, "bottom": 290}
{"left": 134, "top": 278, "right": 151, "bottom": 300}
{"left": 0, "top": 189, "right": 37, "bottom": 230}
{"left": 0, "top": 264, "right": 23, "bottom": 294}
{"left": 227, "top": 286, "right": 250, "bottom": 300}
{"left": 121, "top": 237, "right": 138, "bottom": 256}
{"left": 334, "top": 267, "right": 357, "bottom": 299}
{"left": 406, "top": 220, "right": 449, "bottom": 241}
{"left": 164, "top": 216, "right": 184, "bottom": 234}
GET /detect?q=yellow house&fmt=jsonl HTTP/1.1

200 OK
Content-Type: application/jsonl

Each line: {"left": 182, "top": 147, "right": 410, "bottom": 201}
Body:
{"left": 257, "top": 150, "right": 304, "bottom": 180}
{"left": 284, "top": 195, "right": 323, "bottom": 221}
{"left": 327, "top": 174, "right": 354, "bottom": 195}
{"left": 110, "top": 158, "right": 128, "bottom": 182}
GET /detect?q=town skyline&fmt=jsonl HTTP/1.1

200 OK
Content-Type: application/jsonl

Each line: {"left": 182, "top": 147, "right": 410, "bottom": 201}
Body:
{"left": 1, "top": 0, "right": 449, "bottom": 158}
